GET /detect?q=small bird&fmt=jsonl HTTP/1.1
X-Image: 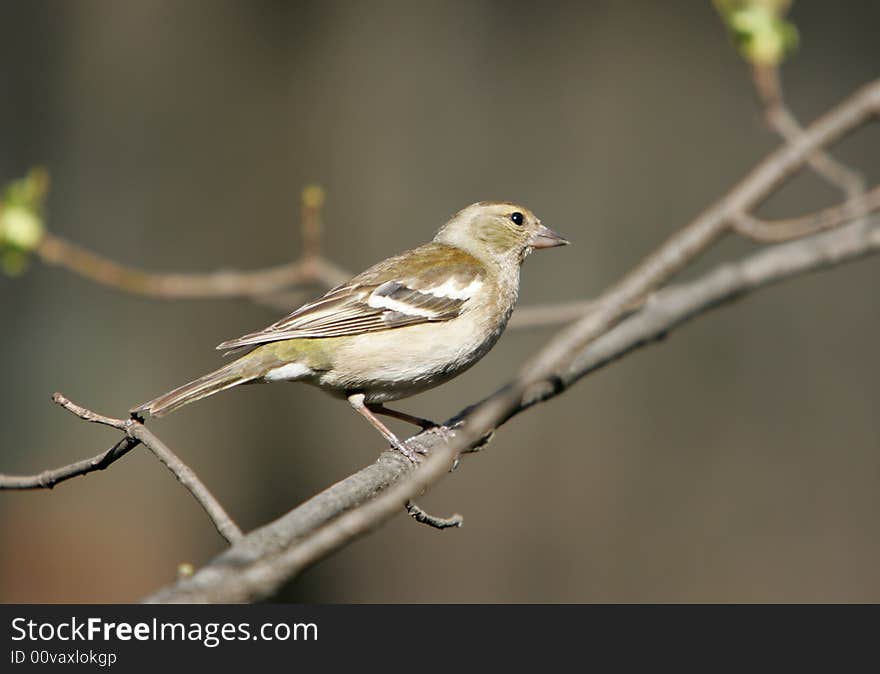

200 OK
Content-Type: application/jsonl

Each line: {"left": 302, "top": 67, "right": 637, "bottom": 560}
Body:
{"left": 133, "top": 201, "right": 569, "bottom": 461}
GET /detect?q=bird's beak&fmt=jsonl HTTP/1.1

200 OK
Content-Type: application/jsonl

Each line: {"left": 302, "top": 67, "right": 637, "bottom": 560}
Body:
{"left": 529, "top": 224, "right": 571, "bottom": 249}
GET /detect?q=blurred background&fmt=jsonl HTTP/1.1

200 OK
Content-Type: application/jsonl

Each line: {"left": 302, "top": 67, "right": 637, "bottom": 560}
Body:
{"left": 1, "top": 0, "right": 879, "bottom": 603}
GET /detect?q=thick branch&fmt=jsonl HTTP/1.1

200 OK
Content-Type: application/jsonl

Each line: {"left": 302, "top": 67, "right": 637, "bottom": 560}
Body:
{"left": 146, "top": 214, "right": 880, "bottom": 603}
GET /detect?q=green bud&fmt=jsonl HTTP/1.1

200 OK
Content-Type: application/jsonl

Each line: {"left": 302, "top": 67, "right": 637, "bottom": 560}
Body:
{"left": 3, "top": 167, "right": 50, "bottom": 211}
{"left": 1, "top": 167, "right": 50, "bottom": 275}
{"left": 302, "top": 184, "right": 325, "bottom": 210}
{"left": 715, "top": 0, "right": 798, "bottom": 66}
{"left": 0, "top": 204, "right": 44, "bottom": 251}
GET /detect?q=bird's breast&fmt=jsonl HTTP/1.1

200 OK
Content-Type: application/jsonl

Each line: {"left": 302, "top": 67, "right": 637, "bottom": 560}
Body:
{"left": 314, "top": 294, "right": 514, "bottom": 403}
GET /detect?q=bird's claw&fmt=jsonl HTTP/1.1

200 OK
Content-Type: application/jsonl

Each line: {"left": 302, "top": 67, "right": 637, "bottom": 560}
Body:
{"left": 393, "top": 426, "right": 454, "bottom": 464}
{"left": 393, "top": 439, "right": 427, "bottom": 464}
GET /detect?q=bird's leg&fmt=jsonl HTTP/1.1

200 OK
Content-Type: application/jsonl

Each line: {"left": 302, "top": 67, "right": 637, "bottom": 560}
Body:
{"left": 370, "top": 403, "right": 454, "bottom": 443}
{"left": 348, "top": 394, "right": 424, "bottom": 463}
{"left": 367, "top": 404, "right": 439, "bottom": 431}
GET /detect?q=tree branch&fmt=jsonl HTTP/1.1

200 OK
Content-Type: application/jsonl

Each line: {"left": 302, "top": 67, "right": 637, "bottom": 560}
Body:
{"left": 126, "top": 422, "right": 243, "bottom": 545}
{"left": 0, "top": 393, "right": 243, "bottom": 544}
{"left": 0, "top": 436, "right": 138, "bottom": 490}
{"left": 751, "top": 63, "right": 866, "bottom": 201}
{"left": 732, "top": 183, "right": 880, "bottom": 242}
{"left": 405, "top": 501, "right": 464, "bottom": 529}
{"left": 35, "top": 233, "right": 348, "bottom": 300}
{"left": 732, "top": 61, "right": 873, "bottom": 245}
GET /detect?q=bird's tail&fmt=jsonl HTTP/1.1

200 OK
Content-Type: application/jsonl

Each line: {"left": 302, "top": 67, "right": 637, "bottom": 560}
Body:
{"left": 132, "top": 360, "right": 258, "bottom": 418}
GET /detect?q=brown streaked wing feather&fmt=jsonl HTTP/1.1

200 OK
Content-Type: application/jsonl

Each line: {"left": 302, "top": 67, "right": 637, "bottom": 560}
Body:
{"left": 215, "top": 243, "right": 485, "bottom": 351}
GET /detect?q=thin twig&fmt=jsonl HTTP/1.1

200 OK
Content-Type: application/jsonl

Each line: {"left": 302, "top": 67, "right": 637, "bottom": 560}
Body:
{"left": 35, "top": 234, "right": 342, "bottom": 300}
{"left": 300, "top": 186, "right": 325, "bottom": 260}
{"left": 0, "top": 437, "right": 138, "bottom": 490}
{"left": 509, "top": 300, "right": 595, "bottom": 329}
{"left": 509, "top": 295, "right": 650, "bottom": 330}
{"left": 51, "top": 391, "right": 129, "bottom": 429}
{"left": 405, "top": 501, "right": 464, "bottom": 529}
{"left": 752, "top": 64, "right": 866, "bottom": 201}
{"left": 127, "top": 423, "right": 243, "bottom": 544}
{"left": 0, "top": 393, "right": 243, "bottom": 544}
{"left": 733, "top": 183, "right": 880, "bottom": 242}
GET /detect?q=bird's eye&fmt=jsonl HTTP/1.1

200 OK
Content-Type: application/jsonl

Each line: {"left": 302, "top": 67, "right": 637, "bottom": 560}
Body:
{"left": 510, "top": 212, "right": 524, "bottom": 226}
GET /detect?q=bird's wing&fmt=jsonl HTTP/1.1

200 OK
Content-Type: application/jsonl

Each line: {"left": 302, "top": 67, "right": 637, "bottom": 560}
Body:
{"left": 216, "top": 243, "right": 487, "bottom": 351}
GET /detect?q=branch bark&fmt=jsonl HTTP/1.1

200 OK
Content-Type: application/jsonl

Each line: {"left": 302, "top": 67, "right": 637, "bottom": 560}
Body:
{"left": 732, "top": 184, "right": 880, "bottom": 242}
{"left": 405, "top": 500, "right": 464, "bottom": 529}
{"left": 36, "top": 233, "right": 350, "bottom": 299}
{"left": 0, "top": 436, "right": 138, "bottom": 490}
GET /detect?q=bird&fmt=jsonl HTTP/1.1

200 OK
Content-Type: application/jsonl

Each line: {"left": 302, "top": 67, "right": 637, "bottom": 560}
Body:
{"left": 132, "top": 201, "right": 569, "bottom": 461}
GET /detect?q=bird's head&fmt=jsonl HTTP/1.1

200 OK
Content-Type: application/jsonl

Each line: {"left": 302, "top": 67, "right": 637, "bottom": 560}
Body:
{"left": 434, "top": 201, "right": 569, "bottom": 266}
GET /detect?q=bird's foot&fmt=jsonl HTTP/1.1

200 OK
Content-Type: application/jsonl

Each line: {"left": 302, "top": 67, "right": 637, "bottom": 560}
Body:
{"left": 394, "top": 427, "right": 457, "bottom": 464}
{"left": 422, "top": 426, "right": 461, "bottom": 471}
{"left": 392, "top": 438, "right": 427, "bottom": 464}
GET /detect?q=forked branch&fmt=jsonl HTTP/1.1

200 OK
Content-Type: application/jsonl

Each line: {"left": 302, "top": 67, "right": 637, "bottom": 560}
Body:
{"left": 0, "top": 393, "right": 243, "bottom": 545}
